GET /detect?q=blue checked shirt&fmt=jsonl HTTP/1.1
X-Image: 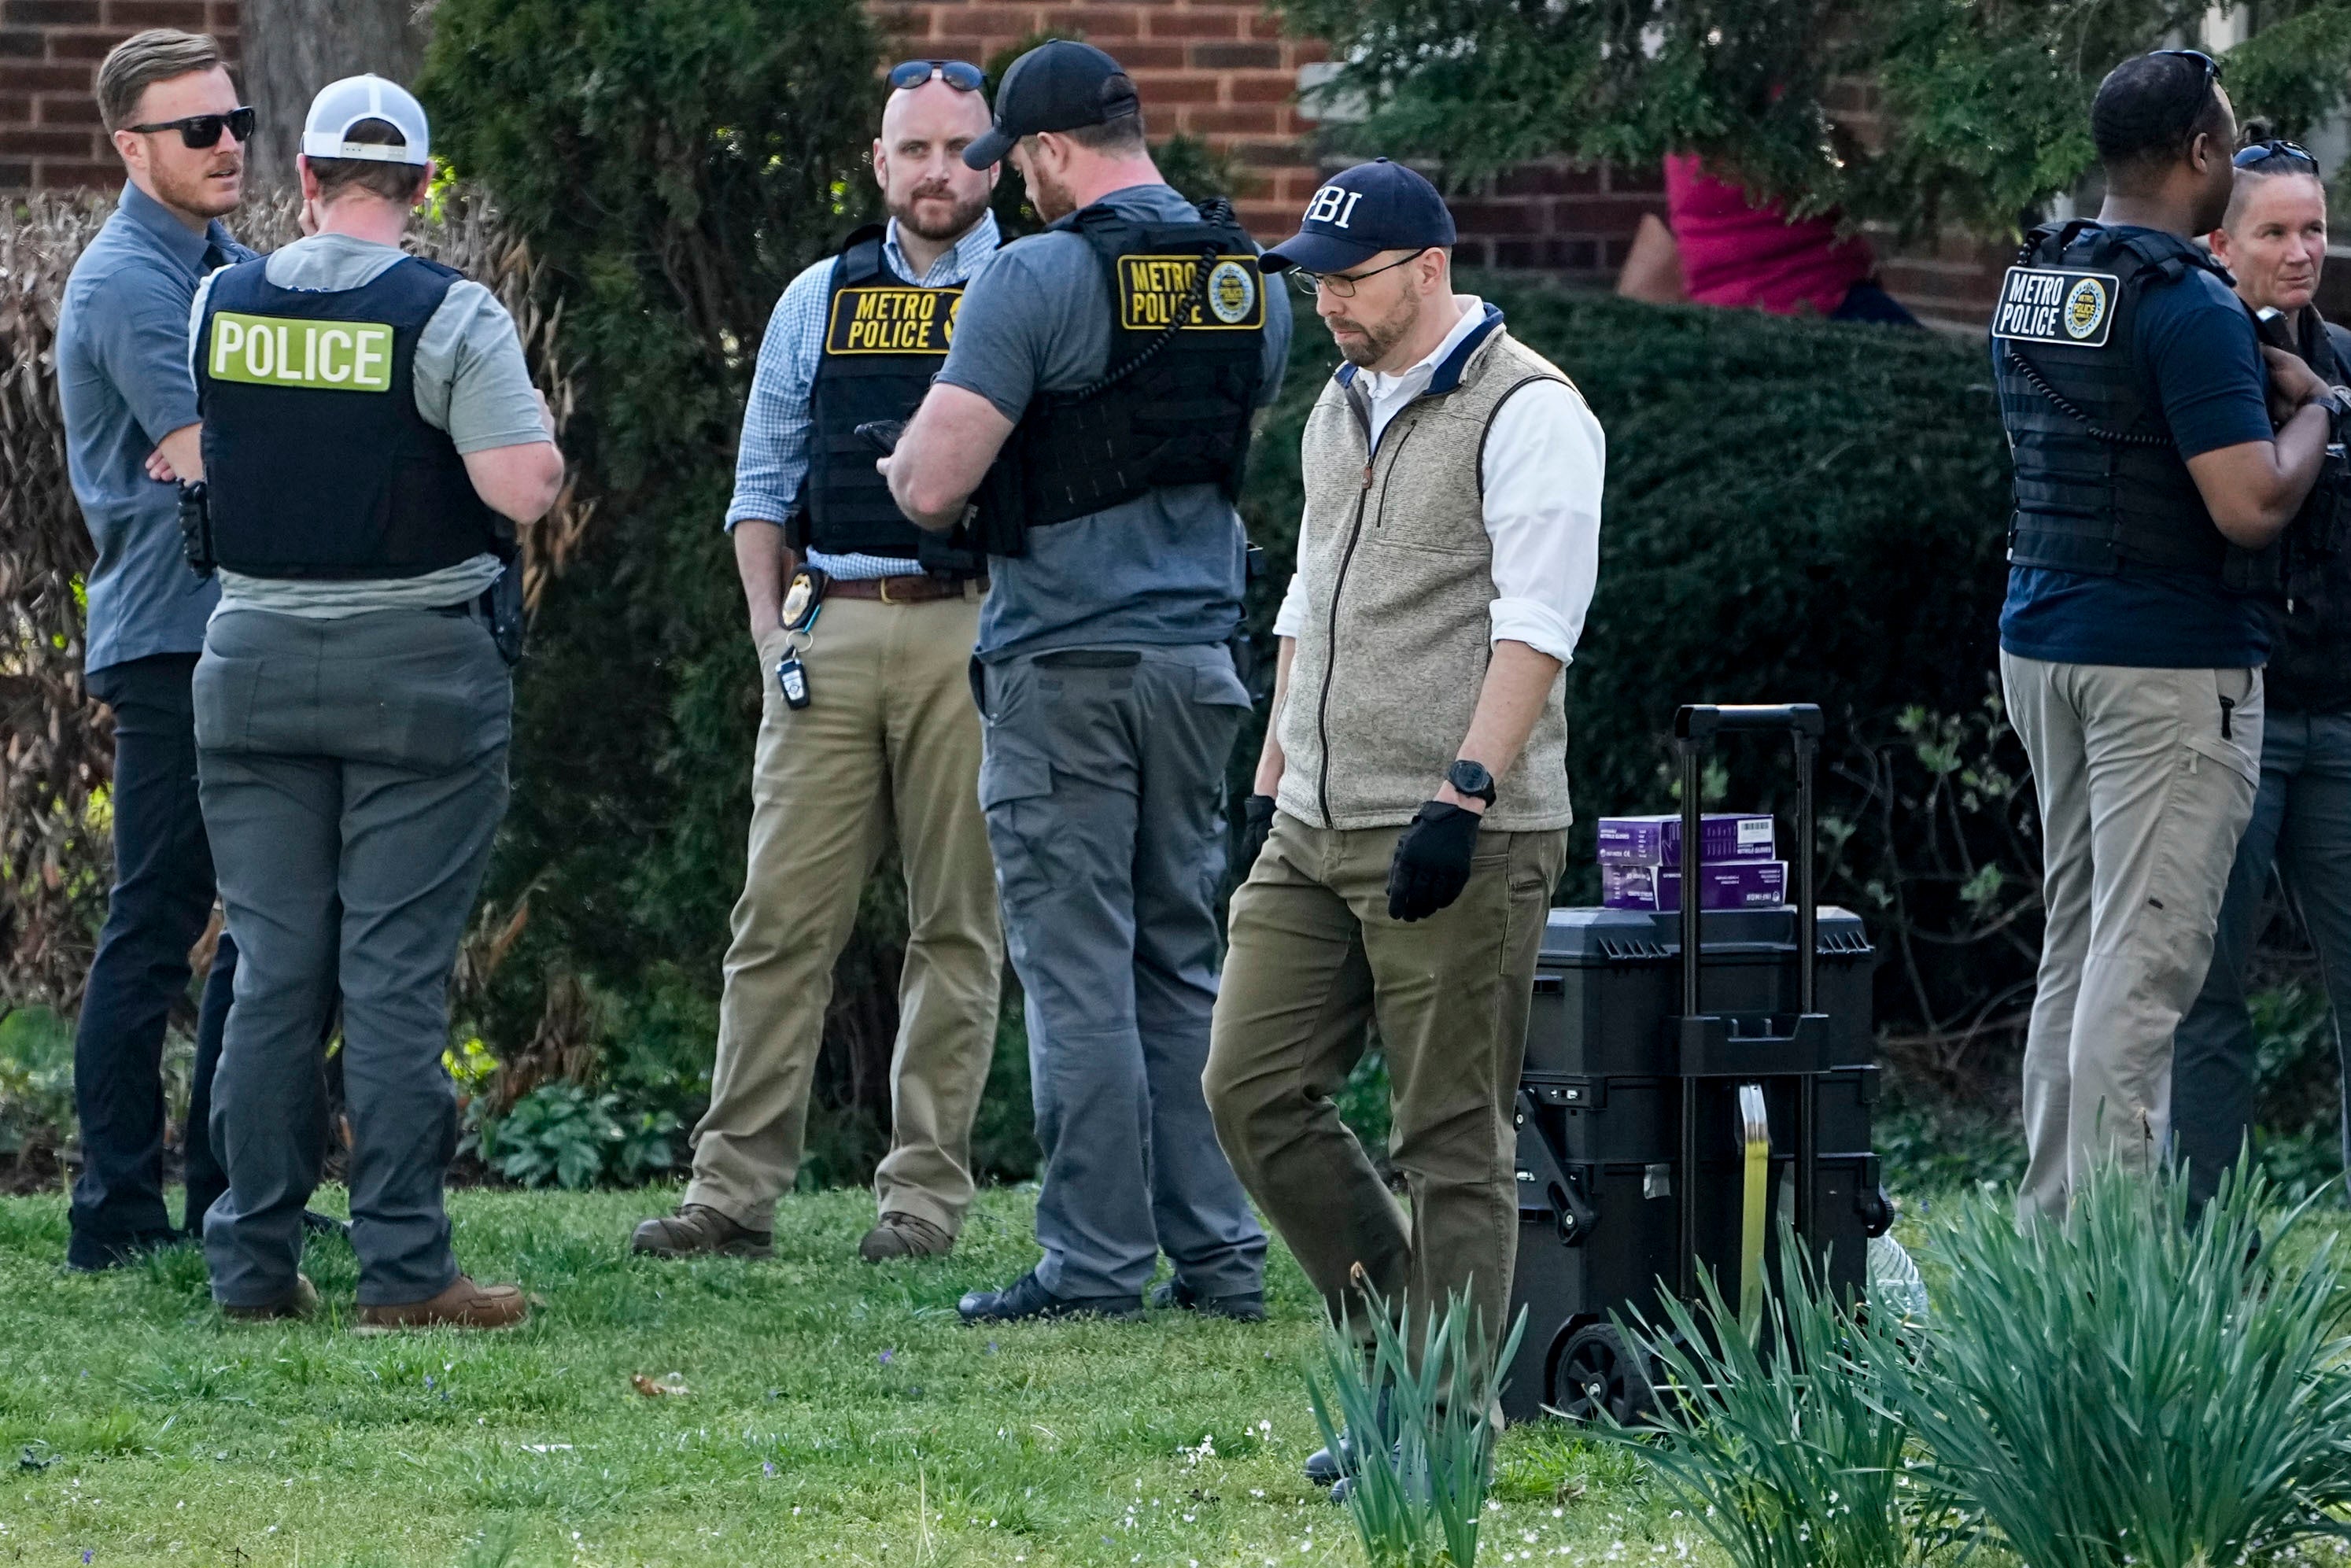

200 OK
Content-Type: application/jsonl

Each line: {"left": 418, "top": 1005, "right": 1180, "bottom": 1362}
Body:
{"left": 725, "top": 212, "right": 1003, "bottom": 578}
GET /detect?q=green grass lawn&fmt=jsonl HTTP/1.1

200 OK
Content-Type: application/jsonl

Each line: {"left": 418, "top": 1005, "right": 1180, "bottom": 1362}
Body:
{"left": 0, "top": 1185, "right": 1687, "bottom": 1567}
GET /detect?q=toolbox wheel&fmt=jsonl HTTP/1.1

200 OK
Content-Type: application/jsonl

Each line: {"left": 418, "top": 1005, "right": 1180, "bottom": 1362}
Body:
{"left": 1551, "top": 1324, "right": 1655, "bottom": 1427}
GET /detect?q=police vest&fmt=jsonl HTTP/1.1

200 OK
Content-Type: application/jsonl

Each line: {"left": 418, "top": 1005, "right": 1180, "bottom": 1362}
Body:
{"left": 792, "top": 223, "right": 976, "bottom": 570}
{"left": 1993, "top": 220, "right": 2246, "bottom": 581}
{"left": 992, "top": 196, "right": 1267, "bottom": 535}
{"left": 194, "top": 254, "right": 510, "bottom": 579}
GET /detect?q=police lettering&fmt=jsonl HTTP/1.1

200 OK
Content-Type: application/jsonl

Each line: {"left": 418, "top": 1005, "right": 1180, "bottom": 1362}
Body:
{"left": 825, "top": 286, "right": 960, "bottom": 355}
{"left": 1118, "top": 254, "right": 1264, "bottom": 332}
{"left": 207, "top": 311, "right": 394, "bottom": 392}
{"left": 1992, "top": 266, "right": 2117, "bottom": 347}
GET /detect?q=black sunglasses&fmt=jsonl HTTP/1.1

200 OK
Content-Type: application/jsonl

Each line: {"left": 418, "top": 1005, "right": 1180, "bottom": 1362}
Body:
{"left": 2236, "top": 137, "right": 2321, "bottom": 175}
{"left": 2153, "top": 46, "right": 2223, "bottom": 89}
{"left": 888, "top": 60, "right": 985, "bottom": 93}
{"left": 124, "top": 105, "right": 255, "bottom": 149}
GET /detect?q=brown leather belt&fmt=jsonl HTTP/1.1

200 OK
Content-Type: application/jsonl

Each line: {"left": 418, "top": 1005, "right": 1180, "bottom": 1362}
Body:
{"left": 826, "top": 574, "right": 985, "bottom": 603}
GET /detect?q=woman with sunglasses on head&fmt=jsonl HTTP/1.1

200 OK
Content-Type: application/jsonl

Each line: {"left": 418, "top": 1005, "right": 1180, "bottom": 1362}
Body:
{"left": 2173, "top": 135, "right": 2351, "bottom": 1210}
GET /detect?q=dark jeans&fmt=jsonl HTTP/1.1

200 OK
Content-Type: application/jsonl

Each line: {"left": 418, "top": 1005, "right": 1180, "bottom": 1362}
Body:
{"left": 1832, "top": 280, "right": 1924, "bottom": 328}
{"left": 68, "top": 653, "right": 233, "bottom": 1263}
{"left": 2173, "top": 709, "right": 2351, "bottom": 1204}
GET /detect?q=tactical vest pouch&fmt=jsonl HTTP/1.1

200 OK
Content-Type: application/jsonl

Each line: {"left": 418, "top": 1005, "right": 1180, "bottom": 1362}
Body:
{"left": 487, "top": 559, "right": 525, "bottom": 667}
{"left": 178, "top": 481, "right": 215, "bottom": 579}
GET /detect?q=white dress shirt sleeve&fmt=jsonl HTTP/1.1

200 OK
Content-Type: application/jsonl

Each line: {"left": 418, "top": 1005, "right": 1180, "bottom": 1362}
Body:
{"left": 1271, "top": 570, "right": 1309, "bottom": 640}
{"left": 1480, "top": 378, "right": 1604, "bottom": 665}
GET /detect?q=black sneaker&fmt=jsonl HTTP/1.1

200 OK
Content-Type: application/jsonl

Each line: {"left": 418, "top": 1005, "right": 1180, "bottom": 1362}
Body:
{"left": 1149, "top": 1276, "right": 1266, "bottom": 1322}
{"left": 65, "top": 1227, "right": 183, "bottom": 1272}
{"left": 1328, "top": 1442, "right": 1404, "bottom": 1506}
{"left": 958, "top": 1269, "right": 1142, "bottom": 1324}
{"left": 1307, "top": 1385, "right": 1392, "bottom": 1485}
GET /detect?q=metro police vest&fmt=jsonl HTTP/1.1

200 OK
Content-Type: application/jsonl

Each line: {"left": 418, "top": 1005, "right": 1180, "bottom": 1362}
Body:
{"left": 1993, "top": 220, "right": 2244, "bottom": 581}
{"left": 194, "top": 254, "right": 509, "bottom": 579}
{"left": 792, "top": 224, "right": 971, "bottom": 563}
{"left": 990, "top": 196, "right": 1266, "bottom": 535}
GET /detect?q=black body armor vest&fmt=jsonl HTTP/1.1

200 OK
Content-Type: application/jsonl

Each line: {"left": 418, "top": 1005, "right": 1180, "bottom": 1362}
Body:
{"left": 792, "top": 224, "right": 980, "bottom": 573}
{"left": 984, "top": 196, "right": 1267, "bottom": 545}
{"left": 2261, "top": 309, "right": 2351, "bottom": 713}
{"left": 194, "top": 254, "right": 510, "bottom": 579}
{"left": 1994, "top": 220, "right": 2246, "bottom": 582}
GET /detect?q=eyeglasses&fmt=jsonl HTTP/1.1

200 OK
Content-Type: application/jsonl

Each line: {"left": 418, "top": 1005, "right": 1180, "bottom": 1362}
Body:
{"left": 123, "top": 106, "right": 255, "bottom": 149}
{"left": 888, "top": 60, "right": 985, "bottom": 93}
{"left": 1287, "top": 249, "right": 1430, "bottom": 298}
{"left": 2236, "top": 138, "right": 2321, "bottom": 175}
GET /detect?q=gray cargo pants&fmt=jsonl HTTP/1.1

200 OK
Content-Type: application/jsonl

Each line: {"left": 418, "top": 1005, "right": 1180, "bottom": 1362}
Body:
{"left": 194, "top": 605, "right": 509, "bottom": 1308}
{"left": 978, "top": 643, "right": 1268, "bottom": 1301}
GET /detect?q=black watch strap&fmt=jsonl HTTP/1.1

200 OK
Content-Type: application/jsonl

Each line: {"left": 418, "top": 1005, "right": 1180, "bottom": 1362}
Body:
{"left": 1445, "top": 758, "right": 1497, "bottom": 806}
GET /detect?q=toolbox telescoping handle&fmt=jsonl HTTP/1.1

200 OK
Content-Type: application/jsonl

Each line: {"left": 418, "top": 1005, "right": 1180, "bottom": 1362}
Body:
{"left": 1671, "top": 704, "right": 1824, "bottom": 1020}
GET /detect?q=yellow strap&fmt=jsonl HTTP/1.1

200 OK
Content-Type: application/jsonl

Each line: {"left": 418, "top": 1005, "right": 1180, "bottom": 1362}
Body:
{"left": 1736, "top": 1083, "right": 1770, "bottom": 1336}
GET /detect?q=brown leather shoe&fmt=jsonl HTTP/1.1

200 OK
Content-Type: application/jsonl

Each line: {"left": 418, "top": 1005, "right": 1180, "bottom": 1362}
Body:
{"left": 222, "top": 1274, "right": 319, "bottom": 1323}
{"left": 858, "top": 1211, "right": 953, "bottom": 1261}
{"left": 352, "top": 1275, "right": 529, "bottom": 1334}
{"left": 630, "top": 1203, "right": 775, "bottom": 1260}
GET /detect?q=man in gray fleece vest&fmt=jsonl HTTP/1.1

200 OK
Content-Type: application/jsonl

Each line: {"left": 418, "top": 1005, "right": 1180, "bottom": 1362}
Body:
{"left": 1203, "top": 160, "right": 1603, "bottom": 1467}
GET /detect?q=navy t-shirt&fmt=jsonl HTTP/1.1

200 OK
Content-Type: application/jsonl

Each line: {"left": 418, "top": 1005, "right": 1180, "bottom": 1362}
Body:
{"left": 1996, "top": 231, "right": 2274, "bottom": 669}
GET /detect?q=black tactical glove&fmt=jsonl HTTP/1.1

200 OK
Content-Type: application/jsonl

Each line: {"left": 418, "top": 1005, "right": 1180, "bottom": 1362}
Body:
{"left": 1238, "top": 793, "right": 1277, "bottom": 875}
{"left": 1386, "top": 800, "right": 1482, "bottom": 922}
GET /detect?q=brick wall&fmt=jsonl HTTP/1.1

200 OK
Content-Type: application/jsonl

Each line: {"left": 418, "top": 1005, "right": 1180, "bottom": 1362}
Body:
{"left": 0, "top": 0, "right": 238, "bottom": 190}
{"left": 876, "top": 0, "right": 1325, "bottom": 240}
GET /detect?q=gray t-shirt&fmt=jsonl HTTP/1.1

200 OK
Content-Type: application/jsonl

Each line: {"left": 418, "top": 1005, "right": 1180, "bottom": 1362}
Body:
{"left": 186, "top": 232, "right": 549, "bottom": 618}
{"left": 935, "top": 183, "right": 1291, "bottom": 661}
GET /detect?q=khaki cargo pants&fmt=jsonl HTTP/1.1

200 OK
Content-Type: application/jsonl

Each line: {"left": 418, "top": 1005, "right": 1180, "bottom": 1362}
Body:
{"left": 2002, "top": 651, "right": 2262, "bottom": 1221}
{"left": 1205, "top": 810, "right": 1567, "bottom": 1349}
{"left": 685, "top": 592, "right": 1004, "bottom": 1234}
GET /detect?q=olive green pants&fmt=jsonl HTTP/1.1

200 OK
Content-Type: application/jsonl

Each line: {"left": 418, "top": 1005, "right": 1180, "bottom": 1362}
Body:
{"left": 1205, "top": 810, "right": 1566, "bottom": 1348}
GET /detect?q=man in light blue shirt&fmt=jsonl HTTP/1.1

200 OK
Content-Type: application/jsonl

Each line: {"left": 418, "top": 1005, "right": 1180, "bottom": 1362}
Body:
{"left": 631, "top": 66, "right": 1009, "bottom": 1267}
{"left": 54, "top": 28, "right": 255, "bottom": 1269}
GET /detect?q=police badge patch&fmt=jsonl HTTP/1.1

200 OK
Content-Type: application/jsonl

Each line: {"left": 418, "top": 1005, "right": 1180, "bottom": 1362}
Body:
{"left": 1118, "top": 253, "right": 1266, "bottom": 331}
{"left": 825, "top": 286, "right": 961, "bottom": 355}
{"left": 1992, "top": 266, "right": 2119, "bottom": 349}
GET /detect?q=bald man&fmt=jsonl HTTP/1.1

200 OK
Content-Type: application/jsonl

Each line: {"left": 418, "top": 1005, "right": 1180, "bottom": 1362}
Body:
{"left": 633, "top": 65, "right": 1006, "bottom": 1264}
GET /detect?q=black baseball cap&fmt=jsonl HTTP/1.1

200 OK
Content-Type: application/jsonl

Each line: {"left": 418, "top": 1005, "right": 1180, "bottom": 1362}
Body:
{"left": 1261, "top": 158, "right": 1457, "bottom": 274}
{"left": 963, "top": 40, "right": 1140, "bottom": 169}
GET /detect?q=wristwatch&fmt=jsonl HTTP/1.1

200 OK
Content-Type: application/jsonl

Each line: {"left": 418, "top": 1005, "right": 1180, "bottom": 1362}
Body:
{"left": 1445, "top": 758, "right": 1497, "bottom": 806}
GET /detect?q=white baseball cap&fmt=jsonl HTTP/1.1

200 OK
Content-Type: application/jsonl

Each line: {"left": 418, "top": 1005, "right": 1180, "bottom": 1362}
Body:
{"left": 299, "top": 74, "right": 430, "bottom": 166}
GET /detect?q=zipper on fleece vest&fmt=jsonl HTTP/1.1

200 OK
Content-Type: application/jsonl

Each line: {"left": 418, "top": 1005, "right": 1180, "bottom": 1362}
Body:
{"left": 1311, "top": 383, "right": 1415, "bottom": 828}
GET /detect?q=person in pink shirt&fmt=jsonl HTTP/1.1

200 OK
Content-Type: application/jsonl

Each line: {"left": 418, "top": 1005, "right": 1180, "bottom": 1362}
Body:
{"left": 1618, "top": 154, "right": 1920, "bottom": 326}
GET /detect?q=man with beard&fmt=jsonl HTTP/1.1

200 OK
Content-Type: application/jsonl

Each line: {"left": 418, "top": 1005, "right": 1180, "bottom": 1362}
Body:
{"left": 2172, "top": 138, "right": 2351, "bottom": 1205}
{"left": 1204, "top": 160, "right": 1600, "bottom": 1485}
{"left": 55, "top": 28, "right": 257, "bottom": 1270}
{"left": 884, "top": 40, "right": 1290, "bottom": 1323}
{"left": 632, "top": 63, "right": 1007, "bottom": 1265}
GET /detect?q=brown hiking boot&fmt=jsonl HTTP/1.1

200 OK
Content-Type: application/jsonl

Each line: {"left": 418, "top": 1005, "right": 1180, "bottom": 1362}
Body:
{"left": 352, "top": 1275, "right": 529, "bottom": 1334}
{"left": 858, "top": 1211, "right": 953, "bottom": 1262}
{"left": 222, "top": 1274, "right": 319, "bottom": 1323}
{"left": 629, "top": 1203, "right": 774, "bottom": 1260}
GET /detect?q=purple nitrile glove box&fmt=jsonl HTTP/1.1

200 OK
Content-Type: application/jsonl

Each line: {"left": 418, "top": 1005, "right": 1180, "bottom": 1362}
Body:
{"left": 1595, "top": 813, "right": 1777, "bottom": 867}
{"left": 1601, "top": 859, "right": 1788, "bottom": 913}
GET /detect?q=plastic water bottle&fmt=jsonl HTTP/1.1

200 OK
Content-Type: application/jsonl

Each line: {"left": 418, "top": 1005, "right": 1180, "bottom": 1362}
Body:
{"left": 1869, "top": 1232, "right": 1930, "bottom": 1322}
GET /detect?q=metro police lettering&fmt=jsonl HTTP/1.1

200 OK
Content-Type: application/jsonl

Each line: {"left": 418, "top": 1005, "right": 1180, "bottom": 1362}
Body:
{"left": 1991, "top": 266, "right": 2118, "bottom": 349}
{"left": 208, "top": 311, "right": 394, "bottom": 392}
{"left": 1117, "top": 253, "right": 1264, "bottom": 332}
{"left": 825, "top": 286, "right": 961, "bottom": 356}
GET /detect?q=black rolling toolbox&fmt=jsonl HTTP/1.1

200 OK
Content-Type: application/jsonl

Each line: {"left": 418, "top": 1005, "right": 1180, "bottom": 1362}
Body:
{"left": 1501, "top": 704, "right": 1891, "bottom": 1426}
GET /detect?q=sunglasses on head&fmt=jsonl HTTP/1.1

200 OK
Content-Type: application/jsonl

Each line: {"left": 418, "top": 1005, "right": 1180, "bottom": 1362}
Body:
{"left": 2236, "top": 137, "right": 2321, "bottom": 175}
{"left": 124, "top": 105, "right": 255, "bottom": 149}
{"left": 2154, "top": 46, "right": 2224, "bottom": 89}
{"left": 888, "top": 60, "right": 985, "bottom": 93}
